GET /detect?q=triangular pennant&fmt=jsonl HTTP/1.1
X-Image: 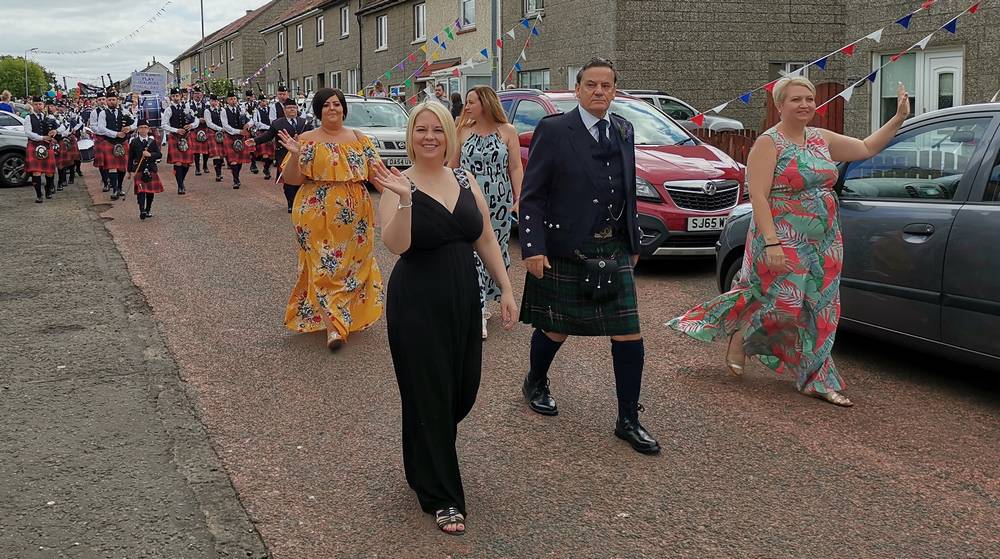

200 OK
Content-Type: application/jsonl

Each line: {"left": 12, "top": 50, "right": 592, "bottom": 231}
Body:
{"left": 526, "top": 39, "right": 532, "bottom": 48}
{"left": 690, "top": 113, "right": 705, "bottom": 127}
{"left": 454, "top": 18, "right": 463, "bottom": 30}
{"left": 970, "top": 2, "right": 980, "bottom": 14}
{"left": 420, "top": 45, "right": 428, "bottom": 54}
{"left": 763, "top": 80, "right": 778, "bottom": 93}
{"left": 709, "top": 102, "right": 729, "bottom": 114}
{"left": 739, "top": 91, "right": 752, "bottom": 104}
{"left": 521, "top": 18, "right": 531, "bottom": 28}
{"left": 943, "top": 17, "right": 957, "bottom": 34}
{"left": 531, "top": 27, "right": 540, "bottom": 36}
{"left": 840, "top": 43, "right": 857, "bottom": 56}
{"left": 408, "top": 95, "right": 417, "bottom": 105}
{"left": 841, "top": 84, "right": 856, "bottom": 103}
{"left": 866, "top": 70, "right": 879, "bottom": 83}
{"left": 815, "top": 57, "right": 828, "bottom": 71}
{"left": 432, "top": 52, "right": 440, "bottom": 60}
{"left": 520, "top": 50, "right": 527, "bottom": 61}
{"left": 445, "top": 27, "right": 454, "bottom": 41}
{"left": 921, "top": 0, "right": 936, "bottom": 9}
{"left": 866, "top": 28, "right": 884, "bottom": 43}
{"left": 408, "top": 53, "right": 417, "bottom": 63}
{"left": 432, "top": 35, "right": 440, "bottom": 45}
{"left": 514, "top": 62, "right": 522, "bottom": 72}
{"left": 890, "top": 53, "right": 902, "bottom": 62}
{"left": 396, "top": 62, "right": 404, "bottom": 71}
{"left": 496, "top": 38, "right": 504, "bottom": 48}
{"left": 815, "top": 104, "right": 830, "bottom": 117}
{"left": 916, "top": 33, "right": 934, "bottom": 49}
{"left": 441, "top": 42, "right": 447, "bottom": 50}
{"left": 895, "top": 14, "right": 913, "bottom": 29}
{"left": 404, "top": 78, "right": 412, "bottom": 88}
{"left": 451, "top": 68, "right": 461, "bottom": 77}
{"left": 385, "top": 71, "right": 392, "bottom": 79}
{"left": 507, "top": 29, "right": 516, "bottom": 39}
{"left": 357, "top": 89, "right": 365, "bottom": 96}
{"left": 480, "top": 48, "right": 489, "bottom": 58}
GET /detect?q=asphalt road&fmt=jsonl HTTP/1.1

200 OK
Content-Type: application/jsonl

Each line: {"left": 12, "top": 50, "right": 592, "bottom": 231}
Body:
{"left": 9, "top": 159, "right": 997, "bottom": 559}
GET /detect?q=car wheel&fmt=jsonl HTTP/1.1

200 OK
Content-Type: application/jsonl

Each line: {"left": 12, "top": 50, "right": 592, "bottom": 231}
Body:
{"left": 0, "top": 151, "right": 28, "bottom": 188}
{"left": 723, "top": 257, "right": 743, "bottom": 292}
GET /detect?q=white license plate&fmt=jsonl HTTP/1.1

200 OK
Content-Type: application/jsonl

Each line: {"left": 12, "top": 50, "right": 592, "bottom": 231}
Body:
{"left": 384, "top": 157, "right": 411, "bottom": 167}
{"left": 687, "top": 216, "right": 727, "bottom": 232}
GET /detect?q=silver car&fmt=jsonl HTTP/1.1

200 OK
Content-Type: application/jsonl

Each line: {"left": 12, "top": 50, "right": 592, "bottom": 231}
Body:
{"left": 344, "top": 96, "right": 410, "bottom": 168}
{"left": 0, "top": 125, "right": 28, "bottom": 188}
{"left": 625, "top": 90, "right": 745, "bottom": 132}
{"left": 715, "top": 103, "right": 1000, "bottom": 371}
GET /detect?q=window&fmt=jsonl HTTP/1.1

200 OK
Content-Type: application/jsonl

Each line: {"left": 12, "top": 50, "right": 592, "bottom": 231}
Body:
{"left": 376, "top": 15, "right": 388, "bottom": 51}
{"left": 347, "top": 69, "right": 358, "bottom": 92}
{"left": 524, "top": 0, "right": 544, "bottom": 16}
{"left": 461, "top": 0, "right": 476, "bottom": 27}
{"left": 316, "top": 16, "right": 325, "bottom": 44}
{"left": 330, "top": 71, "right": 342, "bottom": 90}
{"left": 768, "top": 61, "right": 808, "bottom": 81}
{"left": 567, "top": 65, "right": 582, "bottom": 87}
{"left": 210, "top": 49, "right": 215, "bottom": 64}
{"left": 872, "top": 50, "right": 962, "bottom": 130}
{"left": 228, "top": 41, "right": 234, "bottom": 60}
{"left": 511, "top": 100, "right": 547, "bottom": 133}
{"left": 500, "top": 99, "right": 514, "bottom": 119}
{"left": 278, "top": 30, "right": 286, "bottom": 55}
{"left": 658, "top": 98, "right": 695, "bottom": 121}
{"left": 291, "top": 78, "right": 300, "bottom": 95}
{"left": 0, "top": 113, "right": 20, "bottom": 127}
{"left": 296, "top": 24, "right": 304, "bottom": 50}
{"left": 340, "top": 6, "right": 350, "bottom": 37}
{"left": 842, "top": 117, "right": 992, "bottom": 201}
{"left": 413, "top": 3, "right": 426, "bottom": 42}
{"left": 267, "top": 82, "right": 275, "bottom": 96}
{"left": 518, "top": 69, "right": 550, "bottom": 90}
{"left": 303, "top": 76, "right": 315, "bottom": 94}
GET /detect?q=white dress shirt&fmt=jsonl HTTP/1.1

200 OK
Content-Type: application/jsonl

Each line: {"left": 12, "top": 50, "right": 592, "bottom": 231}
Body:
{"left": 96, "top": 107, "right": 128, "bottom": 139}
{"left": 161, "top": 104, "right": 200, "bottom": 134}
{"left": 204, "top": 107, "right": 224, "bottom": 132}
{"left": 578, "top": 106, "right": 612, "bottom": 143}
{"left": 23, "top": 112, "right": 46, "bottom": 141}
{"left": 221, "top": 104, "right": 245, "bottom": 135}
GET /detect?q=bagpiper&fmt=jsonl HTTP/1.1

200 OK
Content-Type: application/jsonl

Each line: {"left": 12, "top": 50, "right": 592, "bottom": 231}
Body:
{"left": 252, "top": 98, "right": 312, "bottom": 212}
{"left": 161, "top": 87, "right": 199, "bottom": 194}
{"left": 242, "top": 89, "right": 259, "bottom": 174}
{"left": 188, "top": 86, "right": 211, "bottom": 175}
{"left": 128, "top": 116, "right": 164, "bottom": 220}
{"left": 23, "top": 96, "right": 58, "bottom": 203}
{"left": 96, "top": 91, "right": 135, "bottom": 200}
{"left": 65, "top": 103, "right": 84, "bottom": 181}
{"left": 203, "top": 94, "right": 226, "bottom": 182}
{"left": 249, "top": 94, "right": 276, "bottom": 180}
{"left": 50, "top": 100, "right": 73, "bottom": 191}
{"left": 89, "top": 92, "right": 111, "bottom": 192}
{"left": 220, "top": 89, "right": 252, "bottom": 189}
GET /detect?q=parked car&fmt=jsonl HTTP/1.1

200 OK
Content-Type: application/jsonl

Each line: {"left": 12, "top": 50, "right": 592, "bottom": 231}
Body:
{"left": 716, "top": 102, "right": 1000, "bottom": 370}
{"left": 343, "top": 95, "right": 410, "bottom": 168}
{"left": 0, "top": 110, "right": 25, "bottom": 132}
{"left": 498, "top": 88, "right": 746, "bottom": 258}
{"left": 0, "top": 126, "right": 28, "bottom": 188}
{"left": 624, "top": 90, "right": 745, "bottom": 132}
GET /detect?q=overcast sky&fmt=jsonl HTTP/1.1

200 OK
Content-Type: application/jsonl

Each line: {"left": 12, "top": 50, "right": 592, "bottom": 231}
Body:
{"left": 1, "top": 0, "right": 271, "bottom": 87}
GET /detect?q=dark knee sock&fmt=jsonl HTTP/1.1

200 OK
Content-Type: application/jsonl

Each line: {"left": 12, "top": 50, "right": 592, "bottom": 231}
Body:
{"left": 283, "top": 183, "right": 299, "bottom": 209}
{"left": 75, "top": 161, "right": 82, "bottom": 173}
{"left": 528, "top": 329, "right": 564, "bottom": 382}
{"left": 145, "top": 193, "right": 154, "bottom": 212}
{"left": 115, "top": 171, "right": 125, "bottom": 191}
{"left": 214, "top": 159, "right": 223, "bottom": 176}
{"left": 44, "top": 175, "right": 55, "bottom": 195}
{"left": 174, "top": 165, "right": 185, "bottom": 188}
{"left": 263, "top": 159, "right": 272, "bottom": 174}
{"left": 99, "top": 168, "right": 109, "bottom": 185}
{"left": 137, "top": 192, "right": 146, "bottom": 210}
{"left": 32, "top": 176, "right": 42, "bottom": 197}
{"left": 611, "top": 339, "right": 645, "bottom": 420}
{"left": 230, "top": 164, "right": 241, "bottom": 182}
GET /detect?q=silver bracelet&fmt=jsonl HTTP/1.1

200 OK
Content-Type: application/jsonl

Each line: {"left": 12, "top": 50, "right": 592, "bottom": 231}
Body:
{"left": 397, "top": 199, "right": 413, "bottom": 210}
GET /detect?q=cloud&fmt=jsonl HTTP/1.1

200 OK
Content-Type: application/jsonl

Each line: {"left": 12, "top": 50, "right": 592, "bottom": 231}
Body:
{"left": 0, "top": 0, "right": 271, "bottom": 85}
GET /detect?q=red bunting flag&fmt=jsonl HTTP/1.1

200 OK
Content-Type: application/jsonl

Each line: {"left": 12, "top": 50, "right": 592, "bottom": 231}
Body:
{"left": 920, "top": 0, "right": 935, "bottom": 9}
{"left": 840, "top": 43, "right": 857, "bottom": 56}
{"left": 496, "top": 38, "right": 504, "bottom": 48}
{"left": 408, "top": 96, "right": 418, "bottom": 105}
{"left": 763, "top": 80, "right": 778, "bottom": 93}
{"left": 969, "top": 2, "right": 980, "bottom": 13}
{"left": 690, "top": 113, "right": 705, "bottom": 127}
{"left": 816, "top": 104, "right": 830, "bottom": 117}
{"left": 451, "top": 68, "right": 461, "bottom": 77}
{"left": 408, "top": 53, "right": 417, "bottom": 63}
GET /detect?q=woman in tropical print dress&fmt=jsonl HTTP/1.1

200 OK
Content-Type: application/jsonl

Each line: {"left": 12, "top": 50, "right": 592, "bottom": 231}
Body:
{"left": 667, "top": 77, "right": 911, "bottom": 407}
{"left": 450, "top": 86, "right": 524, "bottom": 339}
{"left": 278, "top": 88, "right": 384, "bottom": 351}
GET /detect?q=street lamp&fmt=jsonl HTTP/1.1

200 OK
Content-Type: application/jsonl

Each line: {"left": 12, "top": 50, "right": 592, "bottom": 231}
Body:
{"left": 24, "top": 47, "right": 38, "bottom": 99}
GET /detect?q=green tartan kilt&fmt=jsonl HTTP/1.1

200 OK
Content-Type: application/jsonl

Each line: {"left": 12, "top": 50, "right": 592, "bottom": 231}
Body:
{"left": 519, "top": 238, "right": 640, "bottom": 336}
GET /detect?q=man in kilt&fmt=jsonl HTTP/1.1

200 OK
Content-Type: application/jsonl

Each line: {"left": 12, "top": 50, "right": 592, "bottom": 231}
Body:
{"left": 518, "top": 58, "right": 660, "bottom": 455}
{"left": 50, "top": 101, "right": 73, "bottom": 191}
{"left": 96, "top": 91, "right": 135, "bottom": 200}
{"left": 220, "top": 90, "right": 252, "bottom": 189}
{"left": 128, "top": 117, "right": 163, "bottom": 220}
{"left": 252, "top": 98, "right": 311, "bottom": 212}
{"left": 65, "top": 105, "right": 84, "bottom": 181}
{"left": 162, "top": 87, "right": 199, "bottom": 195}
{"left": 242, "top": 90, "right": 260, "bottom": 174}
{"left": 188, "top": 87, "right": 210, "bottom": 175}
{"left": 203, "top": 95, "right": 226, "bottom": 182}
{"left": 22, "top": 96, "right": 58, "bottom": 203}
{"left": 249, "top": 94, "right": 276, "bottom": 180}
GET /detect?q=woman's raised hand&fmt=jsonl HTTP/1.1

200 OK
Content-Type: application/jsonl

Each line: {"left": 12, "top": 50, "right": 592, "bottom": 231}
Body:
{"left": 895, "top": 82, "right": 911, "bottom": 121}
{"left": 371, "top": 160, "right": 412, "bottom": 198}
{"left": 277, "top": 130, "right": 300, "bottom": 155}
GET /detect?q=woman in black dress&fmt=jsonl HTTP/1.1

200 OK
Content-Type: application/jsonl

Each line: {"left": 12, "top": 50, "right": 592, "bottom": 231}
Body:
{"left": 373, "top": 101, "right": 517, "bottom": 535}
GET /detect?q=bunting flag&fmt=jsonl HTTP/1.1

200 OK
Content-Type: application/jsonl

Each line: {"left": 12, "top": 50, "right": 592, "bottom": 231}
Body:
{"left": 521, "top": 18, "right": 531, "bottom": 28}
{"left": 709, "top": 102, "right": 729, "bottom": 114}
{"left": 357, "top": 89, "right": 365, "bottom": 96}
{"left": 970, "top": 2, "right": 980, "bottom": 14}
{"left": 943, "top": 17, "right": 958, "bottom": 33}
{"left": 915, "top": 33, "right": 934, "bottom": 49}
{"left": 36, "top": 0, "right": 173, "bottom": 55}
{"left": 496, "top": 38, "right": 504, "bottom": 48}
{"left": 451, "top": 68, "right": 461, "bottom": 77}
{"left": 385, "top": 70, "right": 392, "bottom": 80}
{"left": 507, "top": 29, "right": 517, "bottom": 39}
{"left": 404, "top": 78, "right": 412, "bottom": 88}
{"left": 514, "top": 62, "right": 522, "bottom": 72}
{"left": 866, "top": 28, "right": 884, "bottom": 42}
{"left": 520, "top": 50, "right": 527, "bottom": 61}
{"left": 867, "top": 70, "right": 879, "bottom": 83}
{"left": 480, "top": 48, "right": 489, "bottom": 58}
{"left": 841, "top": 84, "right": 856, "bottom": 103}
{"left": 896, "top": 14, "right": 914, "bottom": 28}
{"left": 815, "top": 104, "right": 830, "bottom": 117}
{"left": 690, "top": 113, "right": 705, "bottom": 127}
{"left": 420, "top": 44, "right": 428, "bottom": 53}
{"left": 408, "top": 53, "right": 417, "bottom": 63}
{"left": 445, "top": 27, "right": 454, "bottom": 40}
{"left": 840, "top": 43, "right": 857, "bottom": 56}
{"left": 816, "top": 57, "right": 829, "bottom": 70}
{"left": 531, "top": 27, "right": 540, "bottom": 36}
{"left": 739, "top": 91, "right": 753, "bottom": 104}
{"left": 763, "top": 80, "right": 778, "bottom": 93}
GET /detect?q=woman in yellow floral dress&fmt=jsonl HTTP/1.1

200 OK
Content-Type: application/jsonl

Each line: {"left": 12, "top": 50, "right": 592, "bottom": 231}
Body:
{"left": 277, "top": 88, "right": 384, "bottom": 350}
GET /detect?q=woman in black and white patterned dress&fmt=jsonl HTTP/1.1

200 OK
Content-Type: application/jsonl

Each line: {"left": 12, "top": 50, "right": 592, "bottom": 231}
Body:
{"left": 451, "top": 86, "right": 524, "bottom": 339}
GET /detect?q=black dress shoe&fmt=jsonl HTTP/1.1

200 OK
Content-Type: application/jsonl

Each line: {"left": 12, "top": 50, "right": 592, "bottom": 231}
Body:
{"left": 139, "top": 211, "right": 147, "bottom": 220}
{"left": 215, "top": 175, "right": 222, "bottom": 182}
{"left": 102, "top": 184, "right": 110, "bottom": 192}
{"left": 195, "top": 169, "right": 202, "bottom": 176}
{"left": 287, "top": 207, "right": 293, "bottom": 213}
{"left": 264, "top": 173, "right": 272, "bottom": 180}
{"left": 35, "top": 197, "right": 43, "bottom": 203}
{"left": 614, "top": 405, "right": 660, "bottom": 455}
{"left": 233, "top": 182, "right": 240, "bottom": 189}
{"left": 522, "top": 374, "right": 558, "bottom": 416}
{"left": 250, "top": 166, "right": 259, "bottom": 174}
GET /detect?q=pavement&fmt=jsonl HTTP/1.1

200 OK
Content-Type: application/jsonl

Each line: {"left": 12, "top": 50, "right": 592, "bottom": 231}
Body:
{"left": 2, "top": 160, "right": 998, "bottom": 559}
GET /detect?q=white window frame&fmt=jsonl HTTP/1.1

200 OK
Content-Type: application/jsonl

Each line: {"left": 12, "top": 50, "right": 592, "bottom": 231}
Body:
{"left": 376, "top": 15, "right": 388, "bottom": 52}
{"left": 347, "top": 69, "right": 358, "bottom": 92}
{"left": 413, "top": 3, "right": 427, "bottom": 43}
{"left": 524, "top": 0, "right": 544, "bottom": 16}
{"left": 518, "top": 68, "right": 550, "bottom": 90}
{"left": 340, "top": 6, "right": 350, "bottom": 38}
{"left": 267, "top": 82, "right": 275, "bottom": 96}
{"left": 291, "top": 78, "right": 300, "bottom": 95}
{"left": 278, "top": 31, "right": 286, "bottom": 55}
{"left": 228, "top": 41, "right": 235, "bottom": 60}
{"left": 330, "top": 71, "right": 342, "bottom": 90}
{"left": 461, "top": 0, "right": 476, "bottom": 27}
{"left": 303, "top": 76, "right": 315, "bottom": 94}
{"left": 316, "top": 16, "right": 325, "bottom": 44}
{"left": 296, "top": 24, "right": 304, "bottom": 51}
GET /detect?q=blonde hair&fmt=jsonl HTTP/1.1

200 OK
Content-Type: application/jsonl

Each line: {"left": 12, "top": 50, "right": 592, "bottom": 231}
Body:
{"left": 1, "top": 90, "right": 10, "bottom": 102}
{"left": 772, "top": 76, "right": 816, "bottom": 104}
{"left": 406, "top": 101, "right": 457, "bottom": 164}
{"left": 457, "top": 86, "right": 508, "bottom": 129}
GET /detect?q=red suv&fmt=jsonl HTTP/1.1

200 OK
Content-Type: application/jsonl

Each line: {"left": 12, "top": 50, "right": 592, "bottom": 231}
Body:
{"left": 499, "top": 89, "right": 746, "bottom": 258}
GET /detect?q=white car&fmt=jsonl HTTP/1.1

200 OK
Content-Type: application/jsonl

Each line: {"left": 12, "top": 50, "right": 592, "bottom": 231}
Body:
{"left": 344, "top": 96, "right": 410, "bottom": 168}
{"left": 0, "top": 110, "right": 25, "bottom": 132}
{"left": 625, "top": 90, "right": 745, "bottom": 132}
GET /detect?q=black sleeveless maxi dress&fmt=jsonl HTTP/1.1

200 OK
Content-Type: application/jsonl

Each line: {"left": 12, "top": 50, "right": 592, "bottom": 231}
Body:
{"left": 387, "top": 168, "right": 484, "bottom": 516}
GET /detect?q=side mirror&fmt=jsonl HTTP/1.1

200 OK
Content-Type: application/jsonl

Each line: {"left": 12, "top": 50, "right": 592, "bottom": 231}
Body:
{"left": 519, "top": 131, "right": 533, "bottom": 148}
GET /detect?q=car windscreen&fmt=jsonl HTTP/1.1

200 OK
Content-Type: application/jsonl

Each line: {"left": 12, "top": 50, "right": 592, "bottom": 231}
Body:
{"left": 551, "top": 99, "right": 691, "bottom": 146}
{"left": 344, "top": 102, "right": 409, "bottom": 128}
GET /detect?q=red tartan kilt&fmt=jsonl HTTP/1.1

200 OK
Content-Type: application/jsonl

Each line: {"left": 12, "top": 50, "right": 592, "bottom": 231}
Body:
{"left": 57, "top": 138, "right": 74, "bottom": 167}
{"left": 209, "top": 131, "right": 225, "bottom": 158}
{"left": 166, "top": 132, "right": 195, "bottom": 165}
{"left": 133, "top": 171, "right": 164, "bottom": 194}
{"left": 67, "top": 137, "right": 81, "bottom": 162}
{"left": 25, "top": 140, "right": 57, "bottom": 175}
{"left": 254, "top": 140, "right": 275, "bottom": 159}
{"left": 92, "top": 136, "right": 107, "bottom": 168}
{"left": 97, "top": 139, "right": 128, "bottom": 169}
{"left": 223, "top": 133, "right": 252, "bottom": 165}
{"left": 190, "top": 125, "right": 210, "bottom": 155}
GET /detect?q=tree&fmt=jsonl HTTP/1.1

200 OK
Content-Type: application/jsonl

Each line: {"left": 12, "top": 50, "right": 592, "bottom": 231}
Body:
{"left": 0, "top": 56, "right": 51, "bottom": 99}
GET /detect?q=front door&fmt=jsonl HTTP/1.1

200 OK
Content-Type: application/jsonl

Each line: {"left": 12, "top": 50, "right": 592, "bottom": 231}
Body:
{"left": 838, "top": 115, "right": 994, "bottom": 340}
{"left": 926, "top": 53, "right": 963, "bottom": 113}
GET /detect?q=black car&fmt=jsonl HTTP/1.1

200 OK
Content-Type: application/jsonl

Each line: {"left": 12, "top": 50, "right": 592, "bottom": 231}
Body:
{"left": 716, "top": 103, "right": 1000, "bottom": 371}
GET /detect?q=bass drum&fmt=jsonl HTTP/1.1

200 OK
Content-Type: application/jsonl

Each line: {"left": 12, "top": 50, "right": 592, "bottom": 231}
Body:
{"left": 78, "top": 138, "right": 95, "bottom": 162}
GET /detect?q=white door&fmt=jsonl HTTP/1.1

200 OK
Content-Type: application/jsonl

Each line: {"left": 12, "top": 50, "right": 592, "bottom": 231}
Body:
{"left": 925, "top": 54, "right": 963, "bottom": 113}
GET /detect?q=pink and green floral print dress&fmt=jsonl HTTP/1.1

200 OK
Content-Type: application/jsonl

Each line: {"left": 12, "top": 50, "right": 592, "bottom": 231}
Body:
{"left": 667, "top": 126, "right": 845, "bottom": 394}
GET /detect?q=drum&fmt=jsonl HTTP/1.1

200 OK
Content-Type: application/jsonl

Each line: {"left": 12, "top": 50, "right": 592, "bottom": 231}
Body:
{"left": 78, "top": 138, "right": 95, "bottom": 162}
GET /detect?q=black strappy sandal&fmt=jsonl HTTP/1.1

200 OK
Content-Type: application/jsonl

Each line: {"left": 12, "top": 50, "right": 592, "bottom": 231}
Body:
{"left": 435, "top": 506, "right": 466, "bottom": 536}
